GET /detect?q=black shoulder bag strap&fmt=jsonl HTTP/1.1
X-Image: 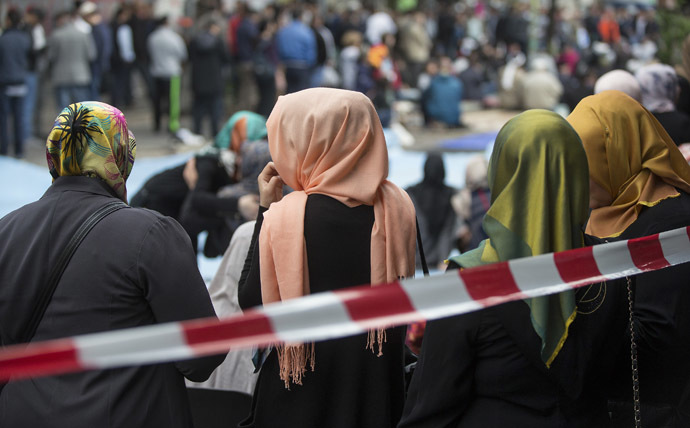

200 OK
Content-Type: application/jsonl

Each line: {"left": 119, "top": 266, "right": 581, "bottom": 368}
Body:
{"left": 416, "top": 217, "right": 430, "bottom": 277}
{"left": 21, "top": 201, "right": 128, "bottom": 345}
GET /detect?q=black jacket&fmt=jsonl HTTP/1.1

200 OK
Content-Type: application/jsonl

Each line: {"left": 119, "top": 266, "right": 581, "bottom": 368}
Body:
{"left": 0, "top": 176, "right": 225, "bottom": 428}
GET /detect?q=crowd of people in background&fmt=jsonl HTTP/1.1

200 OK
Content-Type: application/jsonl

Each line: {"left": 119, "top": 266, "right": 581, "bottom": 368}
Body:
{"left": 1, "top": 0, "right": 690, "bottom": 158}
{"left": 2, "top": 0, "right": 690, "bottom": 427}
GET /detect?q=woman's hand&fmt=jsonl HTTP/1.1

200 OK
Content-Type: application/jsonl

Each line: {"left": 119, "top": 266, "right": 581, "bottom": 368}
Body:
{"left": 258, "top": 162, "right": 284, "bottom": 208}
{"left": 238, "top": 194, "right": 260, "bottom": 220}
{"left": 183, "top": 157, "right": 199, "bottom": 190}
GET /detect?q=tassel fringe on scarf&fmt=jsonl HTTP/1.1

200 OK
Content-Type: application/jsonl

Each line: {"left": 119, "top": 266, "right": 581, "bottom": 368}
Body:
{"left": 277, "top": 328, "right": 388, "bottom": 388}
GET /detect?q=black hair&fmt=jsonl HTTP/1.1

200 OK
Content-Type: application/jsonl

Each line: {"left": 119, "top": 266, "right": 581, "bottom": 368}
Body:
{"left": 6, "top": 8, "right": 22, "bottom": 28}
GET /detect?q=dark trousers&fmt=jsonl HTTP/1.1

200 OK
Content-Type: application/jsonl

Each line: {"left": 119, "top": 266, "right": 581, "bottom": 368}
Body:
{"left": 255, "top": 73, "right": 276, "bottom": 118}
{"left": 54, "top": 85, "right": 91, "bottom": 110}
{"left": 0, "top": 89, "right": 26, "bottom": 157}
{"left": 193, "top": 93, "right": 223, "bottom": 137}
{"left": 284, "top": 65, "right": 313, "bottom": 94}
{"left": 110, "top": 63, "right": 133, "bottom": 108}
{"left": 152, "top": 77, "right": 171, "bottom": 132}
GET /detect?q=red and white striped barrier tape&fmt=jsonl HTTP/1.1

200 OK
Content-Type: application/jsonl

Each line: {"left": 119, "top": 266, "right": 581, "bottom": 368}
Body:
{"left": 1, "top": 226, "right": 689, "bottom": 382}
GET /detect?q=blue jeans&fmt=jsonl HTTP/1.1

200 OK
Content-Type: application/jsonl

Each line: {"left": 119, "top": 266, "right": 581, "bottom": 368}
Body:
{"left": 0, "top": 88, "right": 26, "bottom": 157}
{"left": 23, "top": 72, "right": 38, "bottom": 139}
{"left": 55, "top": 85, "right": 91, "bottom": 111}
{"left": 284, "top": 65, "right": 313, "bottom": 94}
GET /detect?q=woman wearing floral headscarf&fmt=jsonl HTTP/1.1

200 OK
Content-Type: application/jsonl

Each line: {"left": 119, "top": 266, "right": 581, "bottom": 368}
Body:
{"left": 568, "top": 90, "right": 690, "bottom": 427}
{"left": 238, "top": 88, "right": 417, "bottom": 428}
{"left": 0, "top": 102, "right": 223, "bottom": 427}
{"left": 635, "top": 63, "right": 690, "bottom": 146}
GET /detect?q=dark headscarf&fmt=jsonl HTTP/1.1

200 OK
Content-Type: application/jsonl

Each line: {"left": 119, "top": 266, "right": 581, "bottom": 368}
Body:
{"left": 406, "top": 153, "right": 456, "bottom": 240}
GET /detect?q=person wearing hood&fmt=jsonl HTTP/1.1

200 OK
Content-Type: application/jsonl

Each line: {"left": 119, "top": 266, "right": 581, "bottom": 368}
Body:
{"left": 406, "top": 153, "right": 457, "bottom": 268}
{"left": 189, "top": 20, "right": 229, "bottom": 137}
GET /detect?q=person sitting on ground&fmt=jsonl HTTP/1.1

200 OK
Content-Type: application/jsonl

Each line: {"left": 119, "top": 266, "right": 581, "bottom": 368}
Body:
{"left": 422, "top": 56, "right": 464, "bottom": 128}
{"left": 521, "top": 54, "right": 564, "bottom": 111}
{"left": 131, "top": 111, "right": 267, "bottom": 256}
{"left": 0, "top": 101, "right": 225, "bottom": 427}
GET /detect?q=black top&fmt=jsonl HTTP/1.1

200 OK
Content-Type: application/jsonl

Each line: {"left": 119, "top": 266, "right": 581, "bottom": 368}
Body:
{"left": 0, "top": 177, "right": 225, "bottom": 428}
{"left": 238, "top": 194, "right": 406, "bottom": 428}
{"left": 606, "top": 191, "right": 690, "bottom": 426}
{"left": 189, "top": 30, "right": 229, "bottom": 95}
{"left": 400, "top": 246, "right": 630, "bottom": 427}
{"left": 653, "top": 111, "right": 690, "bottom": 146}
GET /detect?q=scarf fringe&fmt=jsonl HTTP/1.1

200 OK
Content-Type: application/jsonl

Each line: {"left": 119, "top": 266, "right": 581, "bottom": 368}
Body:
{"left": 366, "top": 328, "right": 387, "bottom": 357}
{"left": 276, "top": 328, "right": 388, "bottom": 389}
{"left": 277, "top": 343, "right": 316, "bottom": 389}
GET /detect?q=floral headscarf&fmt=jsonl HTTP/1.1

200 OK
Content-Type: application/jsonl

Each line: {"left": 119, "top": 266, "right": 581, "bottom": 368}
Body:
{"left": 46, "top": 102, "right": 136, "bottom": 202}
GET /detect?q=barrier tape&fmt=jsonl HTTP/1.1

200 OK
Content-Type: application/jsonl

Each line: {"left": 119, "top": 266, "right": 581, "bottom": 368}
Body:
{"left": 1, "top": 226, "right": 689, "bottom": 382}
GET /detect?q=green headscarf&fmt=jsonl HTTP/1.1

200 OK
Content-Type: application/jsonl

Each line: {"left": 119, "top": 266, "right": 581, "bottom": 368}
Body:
{"left": 450, "top": 110, "right": 590, "bottom": 367}
{"left": 214, "top": 111, "right": 268, "bottom": 152}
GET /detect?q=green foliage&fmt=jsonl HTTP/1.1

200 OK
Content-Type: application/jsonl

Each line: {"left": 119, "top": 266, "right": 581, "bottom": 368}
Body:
{"left": 657, "top": 9, "right": 690, "bottom": 65}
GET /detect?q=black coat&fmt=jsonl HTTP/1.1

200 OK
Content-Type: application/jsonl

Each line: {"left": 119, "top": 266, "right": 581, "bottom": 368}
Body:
{"left": 238, "top": 195, "right": 406, "bottom": 428}
{"left": 400, "top": 253, "right": 629, "bottom": 427}
{"left": 0, "top": 176, "right": 225, "bottom": 428}
{"left": 653, "top": 111, "right": 690, "bottom": 146}
{"left": 607, "top": 191, "right": 690, "bottom": 427}
{"left": 190, "top": 30, "right": 228, "bottom": 95}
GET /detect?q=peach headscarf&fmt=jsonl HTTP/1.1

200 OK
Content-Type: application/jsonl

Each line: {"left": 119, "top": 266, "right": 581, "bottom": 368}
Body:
{"left": 567, "top": 90, "right": 690, "bottom": 238}
{"left": 260, "top": 88, "right": 416, "bottom": 304}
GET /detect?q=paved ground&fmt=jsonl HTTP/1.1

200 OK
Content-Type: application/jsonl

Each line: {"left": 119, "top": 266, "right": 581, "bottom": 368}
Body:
{"left": 19, "top": 98, "right": 519, "bottom": 167}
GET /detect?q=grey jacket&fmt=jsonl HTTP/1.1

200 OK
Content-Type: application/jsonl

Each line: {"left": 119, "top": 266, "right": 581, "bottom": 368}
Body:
{"left": 48, "top": 22, "right": 96, "bottom": 86}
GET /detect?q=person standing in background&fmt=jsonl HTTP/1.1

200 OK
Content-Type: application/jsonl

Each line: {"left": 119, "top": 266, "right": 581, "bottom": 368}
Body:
{"left": 0, "top": 9, "right": 32, "bottom": 158}
{"left": 129, "top": 3, "right": 155, "bottom": 102}
{"left": 110, "top": 6, "right": 135, "bottom": 108}
{"left": 79, "top": 2, "right": 112, "bottom": 101}
{"left": 189, "top": 19, "right": 229, "bottom": 137}
{"left": 253, "top": 18, "right": 279, "bottom": 118}
{"left": 234, "top": 7, "right": 260, "bottom": 112}
{"left": 275, "top": 8, "right": 316, "bottom": 94}
{"left": 23, "top": 7, "right": 47, "bottom": 140}
{"left": 148, "top": 15, "right": 188, "bottom": 134}
{"left": 48, "top": 10, "right": 95, "bottom": 109}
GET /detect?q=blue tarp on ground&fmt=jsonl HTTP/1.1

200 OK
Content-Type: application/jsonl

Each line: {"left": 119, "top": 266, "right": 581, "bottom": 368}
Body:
{"left": 440, "top": 131, "right": 498, "bottom": 152}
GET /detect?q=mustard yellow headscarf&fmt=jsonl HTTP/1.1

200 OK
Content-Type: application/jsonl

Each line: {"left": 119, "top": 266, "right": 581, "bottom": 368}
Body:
{"left": 47, "top": 102, "right": 136, "bottom": 202}
{"left": 451, "top": 110, "right": 590, "bottom": 367}
{"left": 567, "top": 90, "right": 690, "bottom": 238}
